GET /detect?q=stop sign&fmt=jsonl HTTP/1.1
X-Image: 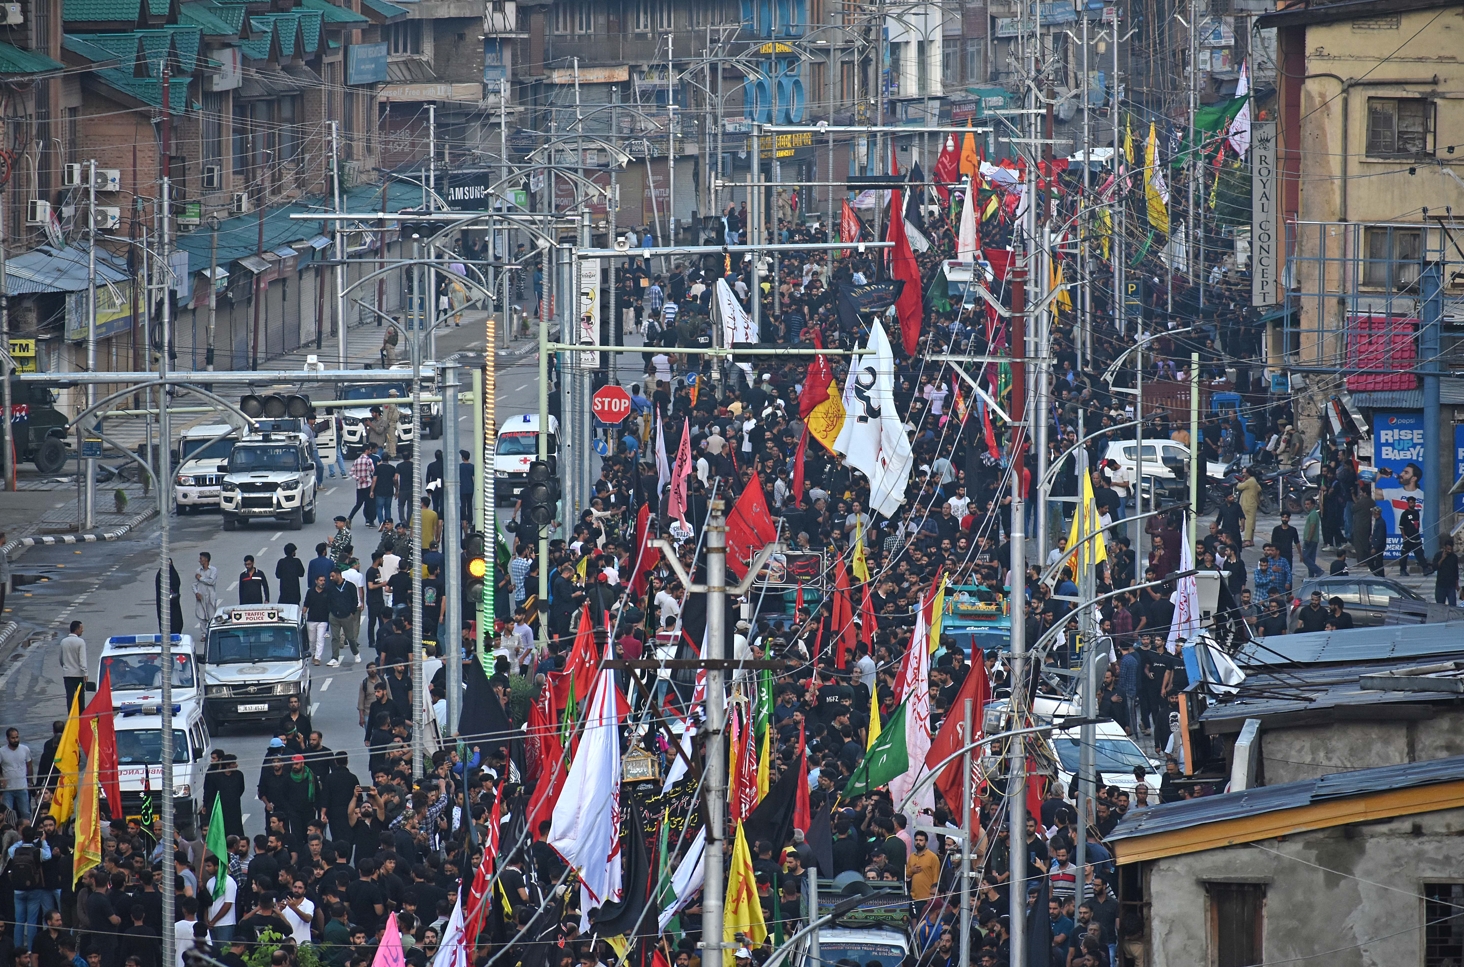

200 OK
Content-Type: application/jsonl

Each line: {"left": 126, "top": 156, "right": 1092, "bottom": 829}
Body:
{"left": 591, "top": 385, "right": 633, "bottom": 424}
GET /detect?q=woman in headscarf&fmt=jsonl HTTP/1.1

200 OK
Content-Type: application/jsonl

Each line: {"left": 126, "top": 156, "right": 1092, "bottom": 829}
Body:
{"left": 156, "top": 559, "right": 184, "bottom": 634}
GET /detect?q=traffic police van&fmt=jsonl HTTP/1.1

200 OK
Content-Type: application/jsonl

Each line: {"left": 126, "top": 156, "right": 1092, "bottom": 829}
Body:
{"left": 201, "top": 604, "right": 310, "bottom": 731}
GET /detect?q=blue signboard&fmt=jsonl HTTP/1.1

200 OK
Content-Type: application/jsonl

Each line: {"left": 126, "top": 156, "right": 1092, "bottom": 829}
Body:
{"left": 346, "top": 43, "right": 389, "bottom": 85}
{"left": 483, "top": 39, "right": 505, "bottom": 82}
{"left": 1372, "top": 410, "right": 1426, "bottom": 558}
{"left": 1454, "top": 424, "right": 1464, "bottom": 514}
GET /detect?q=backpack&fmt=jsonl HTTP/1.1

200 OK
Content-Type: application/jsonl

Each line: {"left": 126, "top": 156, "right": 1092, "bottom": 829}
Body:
{"left": 9, "top": 844, "right": 40, "bottom": 890}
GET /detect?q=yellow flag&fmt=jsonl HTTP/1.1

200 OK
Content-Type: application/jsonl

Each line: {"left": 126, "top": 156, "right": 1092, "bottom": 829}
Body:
{"left": 1096, "top": 207, "right": 1113, "bottom": 261}
{"left": 927, "top": 574, "right": 948, "bottom": 655}
{"left": 1064, "top": 469, "right": 1109, "bottom": 573}
{"left": 1051, "top": 259, "right": 1072, "bottom": 312}
{"left": 851, "top": 523, "right": 870, "bottom": 583}
{"left": 1124, "top": 117, "right": 1134, "bottom": 164}
{"left": 959, "top": 125, "right": 980, "bottom": 181}
{"left": 755, "top": 721, "right": 770, "bottom": 800}
{"left": 807, "top": 392, "right": 846, "bottom": 455}
{"left": 73, "top": 719, "right": 102, "bottom": 886}
{"left": 49, "top": 688, "right": 83, "bottom": 822}
{"left": 1144, "top": 122, "right": 1170, "bottom": 235}
{"left": 724, "top": 822, "right": 768, "bottom": 944}
{"left": 575, "top": 553, "right": 589, "bottom": 581}
{"left": 866, "top": 683, "right": 882, "bottom": 751}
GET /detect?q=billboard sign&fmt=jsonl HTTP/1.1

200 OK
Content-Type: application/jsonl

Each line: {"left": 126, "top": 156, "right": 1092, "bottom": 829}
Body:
{"left": 1372, "top": 410, "right": 1426, "bottom": 558}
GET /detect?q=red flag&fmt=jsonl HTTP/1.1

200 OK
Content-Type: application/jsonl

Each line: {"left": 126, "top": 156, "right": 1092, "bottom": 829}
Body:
{"left": 933, "top": 134, "right": 959, "bottom": 203}
{"left": 726, "top": 474, "right": 778, "bottom": 580}
{"left": 795, "top": 582, "right": 805, "bottom": 616}
{"left": 731, "top": 708, "right": 760, "bottom": 822}
{"left": 928, "top": 656, "right": 990, "bottom": 810}
{"left": 790, "top": 428, "right": 809, "bottom": 510}
{"left": 627, "top": 504, "right": 656, "bottom": 598}
{"left": 799, "top": 353, "right": 834, "bottom": 420}
{"left": 983, "top": 404, "right": 1001, "bottom": 460}
{"left": 812, "top": 616, "right": 825, "bottom": 664}
{"left": 983, "top": 247, "right": 1015, "bottom": 282}
{"left": 80, "top": 671, "right": 123, "bottom": 821}
{"left": 886, "top": 188, "right": 924, "bottom": 356}
{"left": 1026, "top": 757, "right": 1046, "bottom": 824}
{"left": 859, "top": 584, "right": 877, "bottom": 649}
{"left": 548, "top": 606, "right": 597, "bottom": 711}
{"left": 831, "top": 557, "right": 853, "bottom": 670}
{"left": 792, "top": 722, "right": 811, "bottom": 834}
{"left": 524, "top": 684, "right": 556, "bottom": 783}
{"left": 462, "top": 803, "right": 496, "bottom": 942}
{"left": 840, "top": 200, "right": 862, "bottom": 257}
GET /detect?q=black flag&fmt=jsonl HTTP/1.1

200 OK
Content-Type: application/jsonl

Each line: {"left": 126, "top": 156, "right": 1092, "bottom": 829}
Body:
{"left": 805, "top": 803, "right": 835, "bottom": 875}
{"left": 591, "top": 795, "right": 660, "bottom": 938}
{"left": 743, "top": 766, "right": 800, "bottom": 851}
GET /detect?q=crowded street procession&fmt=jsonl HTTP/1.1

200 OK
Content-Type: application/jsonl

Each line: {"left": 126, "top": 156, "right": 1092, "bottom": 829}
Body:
{"left": 2, "top": 4, "right": 1463, "bottom": 967}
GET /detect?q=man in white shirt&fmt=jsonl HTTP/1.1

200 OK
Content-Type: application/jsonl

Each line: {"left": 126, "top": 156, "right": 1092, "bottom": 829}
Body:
{"left": 176, "top": 896, "right": 210, "bottom": 967}
{"left": 281, "top": 877, "right": 315, "bottom": 945}
{"left": 202, "top": 855, "right": 237, "bottom": 943}
{"left": 654, "top": 585, "right": 683, "bottom": 626}
{"left": 946, "top": 487, "right": 972, "bottom": 519}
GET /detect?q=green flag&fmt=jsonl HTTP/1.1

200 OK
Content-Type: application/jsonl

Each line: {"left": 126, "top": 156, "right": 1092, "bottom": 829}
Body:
{"left": 205, "top": 794, "right": 229, "bottom": 901}
{"left": 843, "top": 699, "right": 911, "bottom": 799}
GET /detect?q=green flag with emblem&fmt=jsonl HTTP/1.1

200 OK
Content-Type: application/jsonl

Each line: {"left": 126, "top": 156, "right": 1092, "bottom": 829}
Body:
{"left": 843, "top": 699, "right": 911, "bottom": 798}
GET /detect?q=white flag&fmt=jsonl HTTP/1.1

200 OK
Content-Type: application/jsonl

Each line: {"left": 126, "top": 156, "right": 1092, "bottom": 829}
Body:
{"left": 890, "top": 610, "right": 934, "bottom": 819}
{"left": 657, "top": 826, "right": 707, "bottom": 932}
{"left": 956, "top": 180, "right": 979, "bottom": 260}
{"left": 833, "top": 319, "right": 914, "bottom": 518}
{"left": 904, "top": 219, "right": 932, "bottom": 254}
{"left": 1167, "top": 522, "right": 1200, "bottom": 654}
{"left": 431, "top": 895, "right": 467, "bottom": 967}
{"left": 548, "top": 668, "right": 623, "bottom": 907}
{"left": 713, "top": 278, "right": 757, "bottom": 380}
{"left": 655, "top": 411, "right": 671, "bottom": 495}
{"left": 1228, "top": 61, "right": 1252, "bottom": 159}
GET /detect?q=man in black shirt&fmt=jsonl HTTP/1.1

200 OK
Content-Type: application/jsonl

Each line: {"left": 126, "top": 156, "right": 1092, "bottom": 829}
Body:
{"left": 365, "top": 550, "right": 390, "bottom": 651}
{"left": 1295, "top": 591, "right": 1329, "bottom": 633}
{"left": 234, "top": 894, "right": 292, "bottom": 946}
{"left": 239, "top": 556, "right": 270, "bottom": 605}
{"left": 345, "top": 858, "right": 386, "bottom": 935}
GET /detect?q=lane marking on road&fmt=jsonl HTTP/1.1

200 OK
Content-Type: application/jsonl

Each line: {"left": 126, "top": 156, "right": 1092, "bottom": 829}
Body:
{"left": 271, "top": 532, "right": 282, "bottom": 540}
{"left": 320, "top": 677, "right": 332, "bottom": 692}
{"left": 241, "top": 813, "right": 249, "bottom": 824}
{"left": 310, "top": 702, "right": 319, "bottom": 715}
{"left": 257, "top": 546, "right": 269, "bottom": 558}
{"left": 227, "top": 580, "right": 238, "bottom": 591}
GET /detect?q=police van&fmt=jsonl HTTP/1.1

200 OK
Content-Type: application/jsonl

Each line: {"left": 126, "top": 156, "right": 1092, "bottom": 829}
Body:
{"left": 113, "top": 700, "right": 210, "bottom": 823}
{"left": 96, "top": 634, "right": 203, "bottom": 715}
{"left": 201, "top": 604, "right": 310, "bottom": 731}
{"left": 219, "top": 430, "right": 318, "bottom": 530}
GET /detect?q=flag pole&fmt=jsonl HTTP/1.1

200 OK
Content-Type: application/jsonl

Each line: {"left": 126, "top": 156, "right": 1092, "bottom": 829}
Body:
{"left": 701, "top": 499, "right": 728, "bottom": 967}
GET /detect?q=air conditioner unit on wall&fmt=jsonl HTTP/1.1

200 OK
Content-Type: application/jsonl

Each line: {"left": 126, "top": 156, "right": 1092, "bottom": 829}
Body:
{"left": 97, "top": 207, "right": 121, "bottom": 230}
{"left": 97, "top": 169, "right": 122, "bottom": 192}
{"left": 62, "top": 163, "right": 83, "bottom": 188}
{"left": 0, "top": 4, "right": 24, "bottom": 25}
{"left": 25, "top": 199, "right": 50, "bottom": 225}
{"left": 202, "top": 164, "right": 221, "bottom": 190}
{"left": 232, "top": 192, "right": 251, "bottom": 214}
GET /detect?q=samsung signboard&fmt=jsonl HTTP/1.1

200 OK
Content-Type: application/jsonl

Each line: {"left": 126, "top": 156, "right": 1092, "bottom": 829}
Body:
{"left": 442, "top": 171, "right": 496, "bottom": 211}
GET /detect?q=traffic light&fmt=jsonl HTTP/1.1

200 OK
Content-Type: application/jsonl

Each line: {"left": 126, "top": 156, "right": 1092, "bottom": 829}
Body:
{"left": 522, "top": 460, "right": 559, "bottom": 528}
{"left": 463, "top": 531, "right": 486, "bottom": 609}
{"left": 241, "top": 394, "right": 312, "bottom": 419}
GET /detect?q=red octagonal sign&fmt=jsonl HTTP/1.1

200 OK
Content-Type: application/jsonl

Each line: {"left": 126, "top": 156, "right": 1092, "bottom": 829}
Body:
{"left": 591, "top": 385, "right": 633, "bottom": 425}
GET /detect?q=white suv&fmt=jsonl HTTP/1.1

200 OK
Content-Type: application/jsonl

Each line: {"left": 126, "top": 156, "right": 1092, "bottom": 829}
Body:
{"left": 174, "top": 424, "right": 239, "bottom": 513}
{"left": 220, "top": 433, "right": 318, "bottom": 530}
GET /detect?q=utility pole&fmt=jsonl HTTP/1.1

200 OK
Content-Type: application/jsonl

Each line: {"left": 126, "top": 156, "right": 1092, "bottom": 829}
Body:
{"left": 1134, "top": 337, "right": 1145, "bottom": 584}
{"left": 958, "top": 698, "right": 974, "bottom": 967}
{"left": 1186, "top": 0, "right": 1198, "bottom": 300}
{"left": 480, "top": 321, "right": 497, "bottom": 662}
{"left": 157, "top": 65, "right": 177, "bottom": 967}
{"left": 535, "top": 242, "right": 551, "bottom": 655}
{"left": 84, "top": 159, "right": 97, "bottom": 529}
{"left": 410, "top": 239, "right": 426, "bottom": 779}
{"left": 443, "top": 362, "right": 461, "bottom": 735}
{"left": 0, "top": 185, "right": 11, "bottom": 493}
{"left": 1190, "top": 351, "right": 1200, "bottom": 549}
{"left": 331, "top": 121, "right": 346, "bottom": 368}
{"left": 1007, "top": 254, "right": 1029, "bottom": 967}
{"left": 206, "top": 214, "right": 220, "bottom": 370}
{"left": 1074, "top": 447, "right": 1094, "bottom": 912}
{"left": 700, "top": 500, "right": 729, "bottom": 967}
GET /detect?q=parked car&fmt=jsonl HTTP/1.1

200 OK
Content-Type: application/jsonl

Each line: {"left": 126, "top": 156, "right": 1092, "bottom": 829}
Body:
{"left": 1288, "top": 576, "right": 1424, "bottom": 631}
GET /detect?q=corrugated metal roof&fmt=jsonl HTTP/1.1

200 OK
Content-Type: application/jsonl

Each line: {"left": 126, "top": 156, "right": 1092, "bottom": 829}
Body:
{"left": 178, "top": 2, "right": 240, "bottom": 36}
{"left": 4, "top": 244, "right": 130, "bottom": 297}
{"left": 0, "top": 42, "right": 64, "bottom": 75}
{"left": 1236, "top": 622, "right": 1464, "bottom": 667}
{"left": 1108, "top": 752, "right": 1464, "bottom": 844}
{"left": 1345, "top": 389, "right": 1424, "bottom": 409}
{"left": 63, "top": 0, "right": 168, "bottom": 23}
{"left": 299, "top": 0, "right": 369, "bottom": 25}
{"left": 1202, "top": 652, "right": 1464, "bottom": 727}
{"left": 1108, "top": 783, "right": 1316, "bottom": 842}
{"left": 360, "top": 0, "right": 409, "bottom": 19}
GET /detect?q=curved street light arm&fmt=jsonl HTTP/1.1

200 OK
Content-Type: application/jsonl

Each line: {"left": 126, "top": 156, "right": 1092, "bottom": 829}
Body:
{"left": 1036, "top": 506, "right": 1178, "bottom": 588}
{"left": 896, "top": 724, "right": 1058, "bottom": 815}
